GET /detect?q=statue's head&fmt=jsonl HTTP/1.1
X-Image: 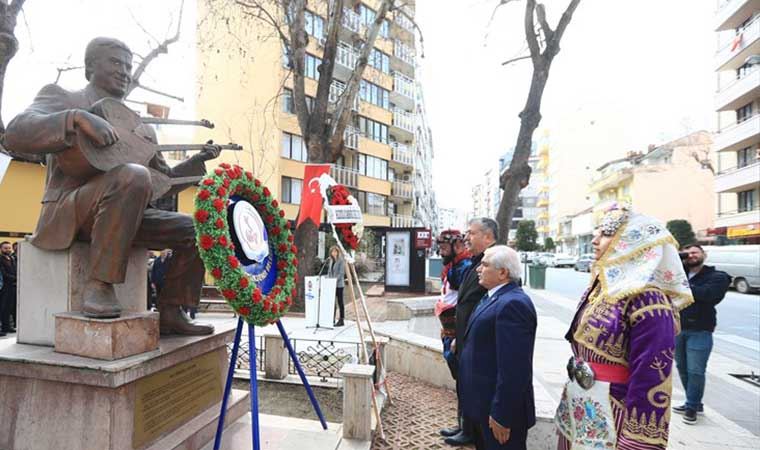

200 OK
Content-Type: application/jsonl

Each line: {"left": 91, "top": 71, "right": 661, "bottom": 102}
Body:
{"left": 84, "top": 37, "right": 133, "bottom": 98}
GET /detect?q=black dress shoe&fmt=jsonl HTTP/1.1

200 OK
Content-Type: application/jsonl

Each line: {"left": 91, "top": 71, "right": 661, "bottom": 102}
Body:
{"left": 439, "top": 426, "right": 461, "bottom": 437}
{"left": 334, "top": 319, "right": 344, "bottom": 327}
{"left": 444, "top": 431, "right": 473, "bottom": 446}
{"left": 6, "top": 328, "right": 15, "bottom": 333}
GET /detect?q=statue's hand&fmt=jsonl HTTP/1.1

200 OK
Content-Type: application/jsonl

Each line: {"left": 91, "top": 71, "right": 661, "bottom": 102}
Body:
{"left": 74, "top": 110, "right": 119, "bottom": 147}
{"left": 198, "top": 140, "right": 222, "bottom": 161}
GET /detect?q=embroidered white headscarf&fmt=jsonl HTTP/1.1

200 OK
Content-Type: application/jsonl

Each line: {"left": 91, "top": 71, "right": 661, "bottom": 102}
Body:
{"left": 592, "top": 204, "right": 694, "bottom": 311}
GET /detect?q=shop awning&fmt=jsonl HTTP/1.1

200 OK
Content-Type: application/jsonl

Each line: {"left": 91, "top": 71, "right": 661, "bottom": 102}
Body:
{"left": 727, "top": 223, "right": 760, "bottom": 238}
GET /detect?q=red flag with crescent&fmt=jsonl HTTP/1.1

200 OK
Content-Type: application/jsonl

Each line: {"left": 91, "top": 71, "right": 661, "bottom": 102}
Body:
{"left": 296, "top": 164, "right": 331, "bottom": 227}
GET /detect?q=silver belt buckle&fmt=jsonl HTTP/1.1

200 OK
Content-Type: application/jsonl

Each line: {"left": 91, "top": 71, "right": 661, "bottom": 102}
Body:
{"left": 566, "top": 356, "right": 595, "bottom": 390}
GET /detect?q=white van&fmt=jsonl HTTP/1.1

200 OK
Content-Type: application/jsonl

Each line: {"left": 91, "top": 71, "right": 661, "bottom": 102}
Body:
{"left": 701, "top": 245, "right": 760, "bottom": 294}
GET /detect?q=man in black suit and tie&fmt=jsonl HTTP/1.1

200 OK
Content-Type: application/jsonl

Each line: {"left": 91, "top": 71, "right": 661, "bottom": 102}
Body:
{"left": 458, "top": 245, "right": 537, "bottom": 450}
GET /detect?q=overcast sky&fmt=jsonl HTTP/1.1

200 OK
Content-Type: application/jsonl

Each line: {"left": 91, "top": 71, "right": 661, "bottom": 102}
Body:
{"left": 416, "top": 0, "right": 716, "bottom": 209}
{"left": 5, "top": 0, "right": 716, "bottom": 211}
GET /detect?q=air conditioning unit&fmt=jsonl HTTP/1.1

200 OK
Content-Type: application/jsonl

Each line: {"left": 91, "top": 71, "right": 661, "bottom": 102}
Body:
{"left": 318, "top": 37, "right": 327, "bottom": 47}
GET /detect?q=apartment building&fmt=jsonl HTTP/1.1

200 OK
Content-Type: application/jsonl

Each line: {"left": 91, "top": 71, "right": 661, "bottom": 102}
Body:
{"left": 192, "top": 0, "right": 433, "bottom": 235}
{"left": 497, "top": 143, "right": 541, "bottom": 242}
{"left": 589, "top": 131, "right": 716, "bottom": 233}
{"left": 470, "top": 167, "right": 500, "bottom": 221}
{"left": 438, "top": 208, "right": 467, "bottom": 234}
{"left": 712, "top": 0, "right": 760, "bottom": 244}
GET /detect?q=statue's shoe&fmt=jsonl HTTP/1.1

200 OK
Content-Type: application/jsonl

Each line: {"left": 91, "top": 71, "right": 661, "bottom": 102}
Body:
{"left": 82, "top": 281, "right": 122, "bottom": 319}
{"left": 159, "top": 305, "right": 214, "bottom": 336}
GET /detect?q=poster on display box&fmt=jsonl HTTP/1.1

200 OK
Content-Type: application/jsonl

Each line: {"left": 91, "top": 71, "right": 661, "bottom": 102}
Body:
{"left": 386, "top": 231, "right": 410, "bottom": 286}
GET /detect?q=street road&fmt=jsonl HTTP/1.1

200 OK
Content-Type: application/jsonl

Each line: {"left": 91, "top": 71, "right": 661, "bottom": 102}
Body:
{"left": 540, "top": 267, "right": 760, "bottom": 367}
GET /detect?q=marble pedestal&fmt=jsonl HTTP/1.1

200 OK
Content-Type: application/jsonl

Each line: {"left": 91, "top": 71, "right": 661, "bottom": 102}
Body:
{"left": 0, "top": 318, "right": 248, "bottom": 450}
{"left": 55, "top": 312, "right": 160, "bottom": 360}
{"left": 17, "top": 239, "right": 148, "bottom": 346}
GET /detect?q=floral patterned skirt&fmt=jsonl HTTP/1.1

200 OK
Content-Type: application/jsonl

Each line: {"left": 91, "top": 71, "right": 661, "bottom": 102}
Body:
{"left": 555, "top": 379, "right": 618, "bottom": 449}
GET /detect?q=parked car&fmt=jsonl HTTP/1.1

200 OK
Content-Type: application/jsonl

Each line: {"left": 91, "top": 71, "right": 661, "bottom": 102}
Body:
{"left": 550, "top": 253, "right": 578, "bottom": 268}
{"left": 574, "top": 253, "right": 595, "bottom": 272}
{"left": 536, "top": 253, "right": 554, "bottom": 266}
{"left": 701, "top": 245, "right": 760, "bottom": 294}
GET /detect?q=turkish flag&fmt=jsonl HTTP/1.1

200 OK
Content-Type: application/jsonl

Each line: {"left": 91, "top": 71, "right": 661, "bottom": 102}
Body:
{"left": 731, "top": 33, "right": 743, "bottom": 52}
{"left": 296, "top": 164, "right": 331, "bottom": 227}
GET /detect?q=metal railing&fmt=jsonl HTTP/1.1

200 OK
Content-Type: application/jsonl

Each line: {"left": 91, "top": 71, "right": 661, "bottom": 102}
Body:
{"left": 392, "top": 180, "right": 413, "bottom": 199}
{"left": 391, "top": 214, "right": 416, "bottom": 228}
{"left": 391, "top": 142, "right": 414, "bottom": 166}
{"left": 331, "top": 164, "right": 360, "bottom": 188}
{"left": 329, "top": 81, "right": 359, "bottom": 111}
{"left": 718, "top": 206, "right": 760, "bottom": 217}
{"left": 344, "top": 127, "right": 359, "bottom": 150}
{"left": 395, "top": 10, "right": 414, "bottom": 32}
{"left": 337, "top": 42, "right": 358, "bottom": 70}
{"left": 287, "top": 338, "right": 362, "bottom": 382}
{"left": 342, "top": 7, "right": 361, "bottom": 33}
{"left": 392, "top": 108, "right": 415, "bottom": 133}
{"left": 716, "top": 160, "right": 760, "bottom": 175}
{"left": 393, "top": 71, "right": 415, "bottom": 99}
{"left": 394, "top": 40, "right": 415, "bottom": 65}
{"left": 228, "top": 335, "right": 264, "bottom": 373}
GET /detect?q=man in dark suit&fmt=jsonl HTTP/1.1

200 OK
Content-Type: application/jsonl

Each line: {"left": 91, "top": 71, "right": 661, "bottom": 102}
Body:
{"left": 442, "top": 217, "right": 498, "bottom": 446}
{"left": 4, "top": 37, "right": 219, "bottom": 334}
{"left": 459, "top": 245, "right": 536, "bottom": 450}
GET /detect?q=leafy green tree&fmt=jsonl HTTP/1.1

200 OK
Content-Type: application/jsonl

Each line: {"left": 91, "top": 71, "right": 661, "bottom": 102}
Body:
{"left": 666, "top": 220, "right": 696, "bottom": 248}
{"left": 544, "top": 237, "right": 556, "bottom": 251}
{"left": 516, "top": 220, "right": 539, "bottom": 251}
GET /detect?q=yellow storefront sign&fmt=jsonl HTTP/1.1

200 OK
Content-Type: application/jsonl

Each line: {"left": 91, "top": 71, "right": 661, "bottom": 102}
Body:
{"left": 727, "top": 223, "right": 760, "bottom": 238}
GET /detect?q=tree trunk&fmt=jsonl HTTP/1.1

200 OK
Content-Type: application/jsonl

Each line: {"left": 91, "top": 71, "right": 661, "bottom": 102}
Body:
{"left": 0, "top": 1, "right": 22, "bottom": 134}
{"left": 292, "top": 218, "right": 318, "bottom": 312}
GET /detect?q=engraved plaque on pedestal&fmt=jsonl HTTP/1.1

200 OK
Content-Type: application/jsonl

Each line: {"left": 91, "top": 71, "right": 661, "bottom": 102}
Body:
{"left": 132, "top": 350, "right": 223, "bottom": 448}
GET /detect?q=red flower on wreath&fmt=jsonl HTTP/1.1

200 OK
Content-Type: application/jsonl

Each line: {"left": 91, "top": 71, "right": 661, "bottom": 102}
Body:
{"left": 213, "top": 198, "right": 226, "bottom": 212}
{"left": 215, "top": 218, "right": 225, "bottom": 229}
{"left": 263, "top": 187, "right": 271, "bottom": 197}
{"left": 211, "top": 267, "right": 223, "bottom": 279}
{"left": 220, "top": 163, "right": 231, "bottom": 169}
{"left": 227, "top": 255, "right": 240, "bottom": 269}
{"left": 200, "top": 235, "right": 214, "bottom": 250}
{"left": 222, "top": 289, "right": 236, "bottom": 300}
{"left": 195, "top": 209, "right": 209, "bottom": 223}
{"left": 214, "top": 168, "right": 224, "bottom": 176}
{"left": 203, "top": 178, "right": 215, "bottom": 186}
{"left": 217, "top": 186, "right": 227, "bottom": 197}
{"left": 198, "top": 189, "right": 211, "bottom": 200}
{"left": 239, "top": 276, "right": 249, "bottom": 288}
{"left": 239, "top": 306, "right": 251, "bottom": 316}
{"left": 327, "top": 184, "right": 361, "bottom": 250}
{"left": 218, "top": 235, "right": 228, "bottom": 247}
{"left": 252, "top": 288, "right": 263, "bottom": 303}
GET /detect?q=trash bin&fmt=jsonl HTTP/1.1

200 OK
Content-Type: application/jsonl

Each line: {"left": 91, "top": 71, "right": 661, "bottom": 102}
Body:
{"left": 528, "top": 264, "right": 547, "bottom": 289}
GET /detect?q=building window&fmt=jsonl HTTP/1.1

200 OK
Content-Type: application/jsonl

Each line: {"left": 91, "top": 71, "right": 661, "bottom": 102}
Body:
{"left": 305, "top": 10, "right": 324, "bottom": 40}
{"left": 281, "top": 132, "right": 308, "bottom": 162}
{"left": 356, "top": 116, "right": 388, "bottom": 144}
{"left": 738, "top": 189, "right": 757, "bottom": 212}
{"left": 281, "top": 177, "right": 303, "bottom": 204}
{"left": 736, "top": 102, "right": 753, "bottom": 123}
{"left": 360, "top": 80, "right": 389, "bottom": 109}
{"left": 356, "top": 191, "right": 387, "bottom": 216}
{"left": 357, "top": 4, "right": 390, "bottom": 38}
{"left": 305, "top": 53, "right": 321, "bottom": 80}
{"left": 737, "top": 147, "right": 755, "bottom": 168}
{"left": 354, "top": 154, "right": 389, "bottom": 180}
{"left": 282, "top": 88, "right": 314, "bottom": 114}
{"left": 369, "top": 48, "right": 390, "bottom": 74}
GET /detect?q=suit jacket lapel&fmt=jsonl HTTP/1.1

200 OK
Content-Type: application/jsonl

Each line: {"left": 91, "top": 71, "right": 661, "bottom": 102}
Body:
{"left": 464, "top": 283, "right": 517, "bottom": 338}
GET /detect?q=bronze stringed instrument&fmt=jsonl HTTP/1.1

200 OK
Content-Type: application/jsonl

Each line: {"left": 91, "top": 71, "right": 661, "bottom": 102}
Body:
{"left": 55, "top": 98, "right": 242, "bottom": 201}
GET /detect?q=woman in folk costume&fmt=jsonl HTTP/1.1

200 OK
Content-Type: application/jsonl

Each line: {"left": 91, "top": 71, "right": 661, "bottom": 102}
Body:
{"left": 555, "top": 204, "right": 693, "bottom": 450}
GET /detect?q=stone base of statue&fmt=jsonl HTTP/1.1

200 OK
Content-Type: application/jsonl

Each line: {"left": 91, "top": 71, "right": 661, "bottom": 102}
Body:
{"left": 16, "top": 239, "right": 149, "bottom": 346}
{"left": 55, "top": 312, "right": 160, "bottom": 360}
{"left": 0, "top": 319, "right": 248, "bottom": 450}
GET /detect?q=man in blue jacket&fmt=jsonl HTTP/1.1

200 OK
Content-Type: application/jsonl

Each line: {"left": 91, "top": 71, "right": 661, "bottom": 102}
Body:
{"left": 674, "top": 244, "right": 731, "bottom": 425}
{"left": 459, "top": 245, "right": 536, "bottom": 449}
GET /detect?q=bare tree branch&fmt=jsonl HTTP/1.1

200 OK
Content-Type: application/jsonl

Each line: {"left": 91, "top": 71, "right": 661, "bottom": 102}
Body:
{"left": 129, "top": 7, "right": 162, "bottom": 46}
{"left": 524, "top": 0, "right": 540, "bottom": 61}
{"left": 550, "top": 0, "right": 581, "bottom": 49}
{"left": 9, "top": 0, "right": 26, "bottom": 16}
{"left": 501, "top": 54, "right": 531, "bottom": 66}
{"left": 54, "top": 65, "right": 84, "bottom": 84}
{"left": 534, "top": 3, "right": 554, "bottom": 43}
{"left": 128, "top": 0, "right": 185, "bottom": 94}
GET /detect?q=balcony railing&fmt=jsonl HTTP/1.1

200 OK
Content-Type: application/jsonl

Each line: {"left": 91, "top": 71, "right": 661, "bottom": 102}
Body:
{"left": 331, "top": 165, "right": 359, "bottom": 188}
{"left": 329, "top": 81, "right": 359, "bottom": 111}
{"left": 714, "top": 161, "right": 760, "bottom": 192}
{"left": 715, "top": 0, "right": 754, "bottom": 31}
{"left": 715, "top": 65, "right": 760, "bottom": 111}
{"left": 393, "top": 71, "right": 415, "bottom": 99}
{"left": 342, "top": 8, "right": 361, "bottom": 33}
{"left": 336, "top": 42, "right": 358, "bottom": 70}
{"left": 391, "top": 142, "right": 414, "bottom": 166}
{"left": 394, "top": 40, "right": 415, "bottom": 65}
{"left": 714, "top": 114, "right": 760, "bottom": 152}
{"left": 343, "top": 127, "right": 359, "bottom": 150}
{"left": 391, "top": 214, "right": 416, "bottom": 228}
{"left": 391, "top": 181, "right": 413, "bottom": 199}
{"left": 716, "top": 15, "right": 760, "bottom": 70}
{"left": 394, "top": 10, "right": 414, "bottom": 32}
{"left": 392, "top": 108, "right": 415, "bottom": 133}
